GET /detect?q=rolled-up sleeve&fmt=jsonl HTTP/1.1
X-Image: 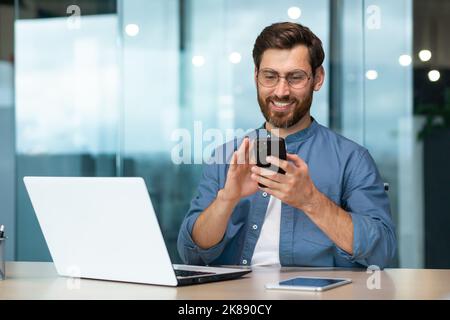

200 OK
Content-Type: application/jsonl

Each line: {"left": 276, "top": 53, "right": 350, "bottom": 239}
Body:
{"left": 177, "top": 161, "right": 229, "bottom": 265}
{"left": 337, "top": 150, "right": 397, "bottom": 269}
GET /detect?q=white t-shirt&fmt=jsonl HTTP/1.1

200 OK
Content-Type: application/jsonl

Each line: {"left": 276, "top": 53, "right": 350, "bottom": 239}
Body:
{"left": 251, "top": 196, "right": 282, "bottom": 266}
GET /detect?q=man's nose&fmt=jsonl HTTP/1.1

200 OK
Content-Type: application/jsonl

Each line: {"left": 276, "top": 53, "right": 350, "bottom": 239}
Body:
{"left": 273, "top": 77, "right": 290, "bottom": 98}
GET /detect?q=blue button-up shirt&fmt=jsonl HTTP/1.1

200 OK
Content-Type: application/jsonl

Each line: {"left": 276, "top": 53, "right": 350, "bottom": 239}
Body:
{"left": 177, "top": 119, "right": 397, "bottom": 268}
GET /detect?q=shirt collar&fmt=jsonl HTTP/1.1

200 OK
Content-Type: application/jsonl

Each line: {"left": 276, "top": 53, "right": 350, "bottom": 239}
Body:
{"left": 257, "top": 117, "right": 318, "bottom": 144}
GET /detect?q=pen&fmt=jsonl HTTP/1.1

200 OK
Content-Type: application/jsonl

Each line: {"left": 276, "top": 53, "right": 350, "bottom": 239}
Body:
{"left": 0, "top": 225, "right": 4, "bottom": 238}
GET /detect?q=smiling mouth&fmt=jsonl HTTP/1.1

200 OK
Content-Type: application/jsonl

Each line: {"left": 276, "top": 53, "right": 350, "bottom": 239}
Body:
{"left": 270, "top": 101, "right": 294, "bottom": 112}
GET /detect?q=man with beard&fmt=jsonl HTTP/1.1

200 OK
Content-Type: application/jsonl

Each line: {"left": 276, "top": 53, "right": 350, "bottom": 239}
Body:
{"left": 177, "top": 22, "right": 397, "bottom": 268}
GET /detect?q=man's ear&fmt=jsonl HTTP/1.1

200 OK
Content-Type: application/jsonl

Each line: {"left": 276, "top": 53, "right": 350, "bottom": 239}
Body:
{"left": 313, "top": 66, "right": 325, "bottom": 91}
{"left": 254, "top": 67, "right": 258, "bottom": 85}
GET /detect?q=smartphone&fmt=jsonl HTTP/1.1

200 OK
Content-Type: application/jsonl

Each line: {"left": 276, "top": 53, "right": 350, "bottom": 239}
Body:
{"left": 265, "top": 276, "right": 352, "bottom": 292}
{"left": 255, "top": 136, "right": 287, "bottom": 188}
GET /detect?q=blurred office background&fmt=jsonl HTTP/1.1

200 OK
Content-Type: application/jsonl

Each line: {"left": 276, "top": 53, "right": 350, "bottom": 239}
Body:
{"left": 0, "top": 0, "right": 448, "bottom": 268}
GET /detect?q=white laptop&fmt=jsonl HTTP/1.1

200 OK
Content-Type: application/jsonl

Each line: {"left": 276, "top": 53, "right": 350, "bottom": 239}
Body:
{"left": 23, "top": 177, "right": 251, "bottom": 286}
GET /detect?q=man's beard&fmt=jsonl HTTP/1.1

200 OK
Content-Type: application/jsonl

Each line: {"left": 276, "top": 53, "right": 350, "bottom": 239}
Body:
{"left": 257, "top": 87, "right": 314, "bottom": 129}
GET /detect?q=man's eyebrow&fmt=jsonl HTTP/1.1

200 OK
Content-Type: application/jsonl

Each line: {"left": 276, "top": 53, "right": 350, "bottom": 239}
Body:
{"left": 288, "top": 69, "right": 308, "bottom": 73}
{"left": 260, "top": 68, "right": 308, "bottom": 74}
{"left": 259, "top": 68, "right": 277, "bottom": 73}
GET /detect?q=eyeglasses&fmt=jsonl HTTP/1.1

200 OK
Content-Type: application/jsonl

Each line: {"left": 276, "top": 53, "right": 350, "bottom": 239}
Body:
{"left": 257, "top": 69, "right": 312, "bottom": 89}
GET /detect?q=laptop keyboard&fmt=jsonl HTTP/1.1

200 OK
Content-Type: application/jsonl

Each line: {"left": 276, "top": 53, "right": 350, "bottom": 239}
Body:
{"left": 175, "top": 269, "right": 215, "bottom": 277}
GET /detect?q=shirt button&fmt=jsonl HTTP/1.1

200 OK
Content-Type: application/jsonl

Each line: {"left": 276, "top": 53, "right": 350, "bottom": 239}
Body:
{"left": 252, "top": 224, "right": 258, "bottom": 230}
{"left": 262, "top": 192, "right": 268, "bottom": 197}
{"left": 242, "top": 259, "right": 248, "bottom": 265}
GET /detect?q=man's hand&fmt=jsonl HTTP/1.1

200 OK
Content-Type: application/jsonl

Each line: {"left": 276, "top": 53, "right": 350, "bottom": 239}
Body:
{"left": 221, "top": 137, "right": 259, "bottom": 202}
{"left": 192, "top": 137, "right": 259, "bottom": 249}
{"left": 249, "top": 153, "right": 319, "bottom": 211}
{"left": 250, "top": 153, "right": 354, "bottom": 255}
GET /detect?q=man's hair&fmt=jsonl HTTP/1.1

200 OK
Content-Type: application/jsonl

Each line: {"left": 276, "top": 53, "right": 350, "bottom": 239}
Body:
{"left": 252, "top": 22, "right": 325, "bottom": 75}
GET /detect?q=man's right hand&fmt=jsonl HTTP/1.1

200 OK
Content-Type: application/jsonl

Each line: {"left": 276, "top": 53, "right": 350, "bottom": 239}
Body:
{"left": 220, "top": 137, "right": 259, "bottom": 202}
{"left": 192, "top": 137, "right": 259, "bottom": 249}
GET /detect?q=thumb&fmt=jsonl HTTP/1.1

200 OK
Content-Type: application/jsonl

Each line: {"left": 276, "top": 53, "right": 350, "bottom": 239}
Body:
{"left": 286, "top": 153, "right": 305, "bottom": 168}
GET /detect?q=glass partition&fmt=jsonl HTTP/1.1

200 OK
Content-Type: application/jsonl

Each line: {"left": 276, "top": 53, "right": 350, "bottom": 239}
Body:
{"left": 15, "top": 1, "right": 119, "bottom": 260}
{"left": 360, "top": 0, "right": 416, "bottom": 267}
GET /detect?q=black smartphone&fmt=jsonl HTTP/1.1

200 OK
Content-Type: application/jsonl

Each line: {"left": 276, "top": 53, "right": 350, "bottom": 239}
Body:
{"left": 255, "top": 136, "right": 287, "bottom": 188}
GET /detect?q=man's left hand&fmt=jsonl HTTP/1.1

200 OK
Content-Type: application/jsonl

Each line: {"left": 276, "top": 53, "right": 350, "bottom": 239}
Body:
{"left": 250, "top": 154, "right": 320, "bottom": 211}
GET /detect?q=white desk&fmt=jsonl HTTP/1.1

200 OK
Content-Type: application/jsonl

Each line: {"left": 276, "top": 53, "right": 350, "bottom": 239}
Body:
{"left": 1, "top": 262, "right": 450, "bottom": 300}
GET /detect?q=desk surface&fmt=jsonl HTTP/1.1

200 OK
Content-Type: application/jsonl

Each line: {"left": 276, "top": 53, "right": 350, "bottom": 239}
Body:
{"left": 1, "top": 262, "right": 450, "bottom": 300}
